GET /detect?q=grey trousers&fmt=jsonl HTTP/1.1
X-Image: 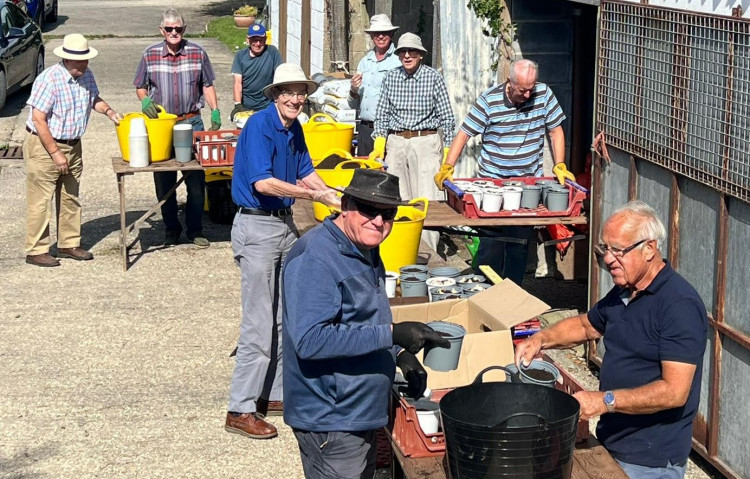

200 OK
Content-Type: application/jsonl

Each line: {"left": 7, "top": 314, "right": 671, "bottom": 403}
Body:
{"left": 385, "top": 133, "right": 443, "bottom": 251}
{"left": 294, "top": 429, "right": 376, "bottom": 479}
{"left": 228, "top": 212, "right": 298, "bottom": 413}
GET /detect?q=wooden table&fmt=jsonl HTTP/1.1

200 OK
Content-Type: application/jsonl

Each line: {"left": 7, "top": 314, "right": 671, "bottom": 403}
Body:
{"left": 112, "top": 157, "right": 207, "bottom": 271}
{"left": 391, "top": 436, "right": 627, "bottom": 479}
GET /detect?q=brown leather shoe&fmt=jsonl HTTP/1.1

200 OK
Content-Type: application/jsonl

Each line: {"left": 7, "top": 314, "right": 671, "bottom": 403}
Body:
{"left": 256, "top": 398, "right": 284, "bottom": 417}
{"left": 26, "top": 253, "right": 60, "bottom": 267}
{"left": 57, "top": 247, "right": 94, "bottom": 261}
{"left": 225, "top": 412, "right": 278, "bottom": 439}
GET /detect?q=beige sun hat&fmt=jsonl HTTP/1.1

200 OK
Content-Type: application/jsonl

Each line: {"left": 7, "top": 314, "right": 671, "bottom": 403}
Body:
{"left": 394, "top": 32, "right": 427, "bottom": 54}
{"left": 53, "top": 34, "right": 99, "bottom": 60}
{"left": 364, "top": 14, "right": 398, "bottom": 33}
{"left": 262, "top": 63, "right": 319, "bottom": 99}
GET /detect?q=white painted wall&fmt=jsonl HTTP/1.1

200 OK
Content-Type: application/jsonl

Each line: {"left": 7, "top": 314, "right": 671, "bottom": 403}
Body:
{"left": 310, "top": 0, "right": 324, "bottom": 74}
{"left": 618, "top": 0, "right": 750, "bottom": 18}
{"left": 266, "top": 0, "right": 324, "bottom": 73}
{"left": 286, "top": 0, "right": 302, "bottom": 65}
{"left": 268, "top": 0, "right": 279, "bottom": 47}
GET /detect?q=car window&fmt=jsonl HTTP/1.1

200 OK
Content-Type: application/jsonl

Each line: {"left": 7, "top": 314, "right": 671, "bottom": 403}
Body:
{"left": 0, "top": 6, "right": 9, "bottom": 37}
{"left": 5, "top": 3, "right": 28, "bottom": 29}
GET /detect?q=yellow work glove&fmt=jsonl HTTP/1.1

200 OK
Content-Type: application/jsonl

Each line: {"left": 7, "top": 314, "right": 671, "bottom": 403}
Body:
{"left": 368, "top": 137, "right": 386, "bottom": 162}
{"left": 443, "top": 147, "right": 450, "bottom": 163}
{"left": 553, "top": 162, "right": 576, "bottom": 186}
{"left": 434, "top": 163, "right": 454, "bottom": 190}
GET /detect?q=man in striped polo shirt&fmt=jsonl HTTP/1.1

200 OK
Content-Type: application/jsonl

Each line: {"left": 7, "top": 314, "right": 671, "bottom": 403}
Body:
{"left": 434, "top": 59, "right": 575, "bottom": 285}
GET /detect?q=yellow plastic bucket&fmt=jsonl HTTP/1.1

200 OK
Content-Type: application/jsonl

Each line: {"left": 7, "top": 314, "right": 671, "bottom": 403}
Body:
{"left": 379, "top": 198, "right": 429, "bottom": 272}
{"left": 302, "top": 113, "right": 354, "bottom": 161}
{"left": 116, "top": 111, "right": 178, "bottom": 162}
{"left": 312, "top": 149, "right": 384, "bottom": 221}
{"left": 204, "top": 168, "right": 233, "bottom": 211}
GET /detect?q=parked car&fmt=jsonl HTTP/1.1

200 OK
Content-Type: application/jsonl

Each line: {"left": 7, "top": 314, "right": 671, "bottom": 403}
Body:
{"left": 0, "top": 0, "right": 44, "bottom": 110}
{"left": 9, "top": 0, "right": 56, "bottom": 29}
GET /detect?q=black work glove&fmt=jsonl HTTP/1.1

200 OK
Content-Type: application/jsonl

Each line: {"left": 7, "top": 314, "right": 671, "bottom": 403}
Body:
{"left": 397, "top": 350, "right": 428, "bottom": 399}
{"left": 393, "top": 321, "right": 451, "bottom": 354}
{"left": 230, "top": 103, "right": 246, "bottom": 122}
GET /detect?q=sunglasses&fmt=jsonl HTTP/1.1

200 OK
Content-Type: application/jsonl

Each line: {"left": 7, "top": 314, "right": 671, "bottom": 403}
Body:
{"left": 398, "top": 49, "right": 421, "bottom": 57}
{"left": 351, "top": 198, "right": 398, "bottom": 221}
{"left": 163, "top": 26, "right": 185, "bottom": 34}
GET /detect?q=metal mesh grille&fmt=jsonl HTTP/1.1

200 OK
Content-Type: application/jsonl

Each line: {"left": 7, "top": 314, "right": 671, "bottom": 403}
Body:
{"left": 597, "top": 1, "right": 750, "bottom": 202}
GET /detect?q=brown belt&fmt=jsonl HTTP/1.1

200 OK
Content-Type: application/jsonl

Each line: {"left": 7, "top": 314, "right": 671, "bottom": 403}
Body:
{"left": 26, "top": 126, "right": 80, "bottom": 146}
{"left": 175, "top": 111, "right": 201, "bottom": 122}
{"left": 391, "top": 129, "right": 438, "bottom": 139}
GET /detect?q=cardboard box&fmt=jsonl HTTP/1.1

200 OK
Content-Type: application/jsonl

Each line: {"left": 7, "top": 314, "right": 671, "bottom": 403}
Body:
{"left": 390, "top": 280, "right": 550, "bottom": 389}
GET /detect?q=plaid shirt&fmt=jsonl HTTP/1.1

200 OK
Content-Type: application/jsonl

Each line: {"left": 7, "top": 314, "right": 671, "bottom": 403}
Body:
{"left": 26, "top": 62, "right": 100, "bottom": 140}
{"left": 133, "top": 40, "right": 216, "bottom": 115}
{"left": 373, "top": 64, "right": 455, "bottom": 145}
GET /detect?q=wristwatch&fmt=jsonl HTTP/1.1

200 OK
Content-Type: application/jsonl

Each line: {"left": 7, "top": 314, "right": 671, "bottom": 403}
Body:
{"left": 603, "top": 390, "right": 616, "bottom": 413}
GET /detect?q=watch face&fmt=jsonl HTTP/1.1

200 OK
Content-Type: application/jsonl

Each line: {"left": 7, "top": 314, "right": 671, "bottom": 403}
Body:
{"left": 604, "top": 391, "right": 615, "bottom": 405}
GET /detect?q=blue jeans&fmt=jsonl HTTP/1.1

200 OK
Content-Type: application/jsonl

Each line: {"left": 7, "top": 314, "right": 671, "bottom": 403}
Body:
{"left": 615, "top": 459, "right": 687, "bottom": 479}
{"left": 293, "top": 429, "right": 376, "bottom": 479}
{"left": 153, "top": 115, "right": 205, "bottom": 237}
{"left": 474, "top": 226, "right": 534, "bottom": 285}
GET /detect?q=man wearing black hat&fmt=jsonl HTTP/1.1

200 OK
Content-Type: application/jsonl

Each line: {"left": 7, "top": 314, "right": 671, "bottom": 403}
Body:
{"left": 282, "top": 169, "right": 448, "bottom": 478}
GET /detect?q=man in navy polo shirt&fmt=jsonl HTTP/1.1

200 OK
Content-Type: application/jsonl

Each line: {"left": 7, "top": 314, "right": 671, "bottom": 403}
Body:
{"left": 225, "top": 63, "right": 340, "bottom": 440}
{"left": 230, "top": 23, "right": 282, "bottom": 120}
{"left": 515, "top": 200, "right": 707, "bottom": 479}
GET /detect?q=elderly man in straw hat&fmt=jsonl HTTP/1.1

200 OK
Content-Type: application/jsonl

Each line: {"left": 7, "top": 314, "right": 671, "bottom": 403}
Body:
{"left": 347, "top": 14, "right": 401, "bottom": 156}
{"left": 283, "top": 168, "right": 448, "bottom": 478}
{"left": 23, "top": 34, "right": 122, "bottom": 268}
{"left": 370, "top": 32, "right": 455, "bottom": 251}
{"left": 225, "top": 63, "right": 341, "bottom": 440}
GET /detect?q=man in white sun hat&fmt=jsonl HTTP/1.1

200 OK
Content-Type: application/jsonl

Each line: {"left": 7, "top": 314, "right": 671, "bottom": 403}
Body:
{"left": 225, "top": 63, "right": 341, "bottom": 440}
{"left": 23, "top": 34, "right": 122, "bottom": 268}
{"left": 348, "top": 14, "right": 401, "bottom": 156}
{"left": 371, "top": 32, "right": 455, "bottom": 251}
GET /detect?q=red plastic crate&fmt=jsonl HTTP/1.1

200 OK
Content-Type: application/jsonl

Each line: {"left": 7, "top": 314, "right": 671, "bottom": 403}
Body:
{"left": 387, "top": 388, "right": 450, "bottom": 458}
{"left": 193, "top": 130, "right": 240, "bottom": 167}
{"left": 446, "top": 176, "right": 586, "bottom": 218}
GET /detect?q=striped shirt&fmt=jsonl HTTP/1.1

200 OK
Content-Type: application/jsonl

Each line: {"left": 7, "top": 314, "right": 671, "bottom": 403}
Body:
{"left": 133, "top": 40, "right": 216, "bottom": 116}
{"left": 26, "top": 62, "right": 100, "bottom": 140}
{"left": 462, "top": 82, "right": 565, "bottom": 178}
{"left": 373, "top": 64, "right": 456, "bottom": 146}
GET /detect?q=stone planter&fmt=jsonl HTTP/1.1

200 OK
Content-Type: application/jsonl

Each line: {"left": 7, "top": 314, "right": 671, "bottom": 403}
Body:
{"left": 233, "top": 15, "right": 256, "bottom": 28}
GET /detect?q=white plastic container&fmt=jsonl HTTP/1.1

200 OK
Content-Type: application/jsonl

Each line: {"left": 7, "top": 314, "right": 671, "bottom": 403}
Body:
{"left": 501, "top": 186, "right": 523, "bottom": 211}
{"left": 128, "top": 134, "right": 149, "bottom": 167}
{"left": 482, "top": 189, "right": 503, "bottom": 213}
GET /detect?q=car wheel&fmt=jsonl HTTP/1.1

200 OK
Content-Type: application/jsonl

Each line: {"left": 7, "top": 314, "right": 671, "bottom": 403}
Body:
{"left": 30, "top": 49, "right": 44, "bottom": 84}
{"left": 0, "top": 70, "right": 7, "bottom": 112}
{"left": 47, "top": 0, "right": 58, "bottom": 22}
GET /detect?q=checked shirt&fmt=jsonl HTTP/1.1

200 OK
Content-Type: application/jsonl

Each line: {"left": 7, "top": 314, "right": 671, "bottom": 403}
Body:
{"left": 133, "top": 40, "right": 216, "bottom": 116}
{"left": 373, "top": 64, "right": 455, "bottom": 146}
{"left": 26, "top": 62, "right": 100, "bottom": 140}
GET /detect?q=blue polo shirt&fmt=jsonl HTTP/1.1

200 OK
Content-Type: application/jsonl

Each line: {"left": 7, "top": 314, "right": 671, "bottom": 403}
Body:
{"left": 231, "top": 103, "right": 315, "bottom": 209}
{"left": 587, "top": 261, "right": 707, "bottom": 467}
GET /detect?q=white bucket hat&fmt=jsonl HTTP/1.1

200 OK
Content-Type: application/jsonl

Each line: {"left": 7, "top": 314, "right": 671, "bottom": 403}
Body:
{"left": 53, "top": 34, "right": 99, "bottom": 60}
{"left": 364, "top": 14, "right": 398, "bottom": 33}
{"left": 262, "top": 63, "right": 319, "bottom": 99}
{"left": 394, "top": 33, "right": 427, "bottom": 54}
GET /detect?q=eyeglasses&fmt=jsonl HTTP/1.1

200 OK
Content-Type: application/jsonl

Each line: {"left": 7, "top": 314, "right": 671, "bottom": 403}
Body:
{"left": 593, "top": 239, "right": 648, "bottom": 258}
{"left": 351, "top": 198, "right": 398, "bottom": 221}
{"left": 279, "top": 90, "right": 308, "bottom": 100}
{"left": 398, "top": 49, "right": 421, "bottom": 57}
{"left": 248, "top": 36, "right": 266, "bottom": 43}
{"left": 163, "top": 26, "right": 185, "bottom": 34}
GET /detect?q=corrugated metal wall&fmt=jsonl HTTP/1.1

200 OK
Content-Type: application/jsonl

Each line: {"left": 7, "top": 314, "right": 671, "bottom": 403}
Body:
{"left": 594, "top": 3, "right": 750, "bottom": 477}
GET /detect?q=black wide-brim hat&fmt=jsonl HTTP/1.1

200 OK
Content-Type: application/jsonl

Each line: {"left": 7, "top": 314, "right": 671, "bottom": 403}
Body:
{"left": 336, "top": 169, "right": 408, "bottom": 207}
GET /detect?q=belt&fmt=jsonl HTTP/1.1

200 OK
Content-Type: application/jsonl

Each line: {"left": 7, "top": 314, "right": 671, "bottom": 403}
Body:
{"left": 360, "top": 120, "right": 374, "bottom": 127}
{"left": 175, "top": 111, "right": 200, "bottom": 122}
{"left": 26, "top": 126, "right": 80, "bottom": 146}
{"left": 391, "top": 129, "right": 438, "bottom": 139}
{"left": 239, "top": 207, "right": 293, "bottom": 218}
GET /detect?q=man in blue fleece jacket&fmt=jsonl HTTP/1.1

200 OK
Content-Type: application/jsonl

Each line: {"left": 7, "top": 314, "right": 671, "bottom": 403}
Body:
{"left": 282, "top": 169, "right": 449, "bottom": 479}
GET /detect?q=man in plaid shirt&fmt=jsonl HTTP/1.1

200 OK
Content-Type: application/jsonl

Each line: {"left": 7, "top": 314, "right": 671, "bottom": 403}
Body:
{"left": 133, "top": 8, "right": 221, "bottom": 248}
{"left": 371, "top": 33, "right": 455, "bottom": 251}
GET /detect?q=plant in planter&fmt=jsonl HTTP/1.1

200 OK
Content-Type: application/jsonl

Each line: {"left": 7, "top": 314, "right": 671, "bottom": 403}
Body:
{"left": 233, "top": 5, "right": 258, "bottom": 28}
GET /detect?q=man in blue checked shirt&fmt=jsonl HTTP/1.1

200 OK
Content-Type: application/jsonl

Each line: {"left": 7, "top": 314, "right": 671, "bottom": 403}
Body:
{"left": 435, "top": 59, "right": 575, "bottom": 286}
{"left": 370, "top": 33, "right": 455, "bottom": 252}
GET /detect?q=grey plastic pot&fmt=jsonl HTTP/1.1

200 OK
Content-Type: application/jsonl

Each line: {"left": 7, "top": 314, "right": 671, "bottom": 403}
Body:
{"left": 520, "top": 185, "right": 542, "bottom": 209}
{"left": 399, "top": 264, "right": 428, "bottom": 275}
{"left": 400, "top": 272, "right": 428, "bottom": 297}
{"left": 428, "top": 266, "right": 460, "bottom": 278}
{"left": 546, "top": 189, "right": 570, "bottom": 212}
{"left": 423, "top": 321, "right": 466, "bottom": 371}
{"left": 504, "top": 361, "right": 560, "bottom": 388}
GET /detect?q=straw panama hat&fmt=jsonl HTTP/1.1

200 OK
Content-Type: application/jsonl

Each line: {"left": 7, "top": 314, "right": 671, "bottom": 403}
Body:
{"left": 364, "top": 14, "right": 398, "bottom": 33}
{"left": 394, "top": 33, "right": 427, "bottom": 54}
{"left": 53, "top": 34, "right": 99, "bottom": 60}
{"left": 262, "top": 63, "right": 319, "bottom": 99}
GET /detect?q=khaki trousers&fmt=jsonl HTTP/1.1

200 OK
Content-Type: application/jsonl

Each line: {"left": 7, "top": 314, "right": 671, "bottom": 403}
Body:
{"left": 385, "top": 133, "right": 443, "bottom": 251}
{"left": 24, "top": 134, "right": 83, "bottom": 255}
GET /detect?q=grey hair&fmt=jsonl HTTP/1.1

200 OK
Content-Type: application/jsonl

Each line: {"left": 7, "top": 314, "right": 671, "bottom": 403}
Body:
{"left": 611, "top": 200, "right": 667, "bottom": 249}
{"left": 509, "top": 59, "right": 539, "bottom": 83}
{"left": 161, "top": 8, "right": 184, "bottom": 27}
